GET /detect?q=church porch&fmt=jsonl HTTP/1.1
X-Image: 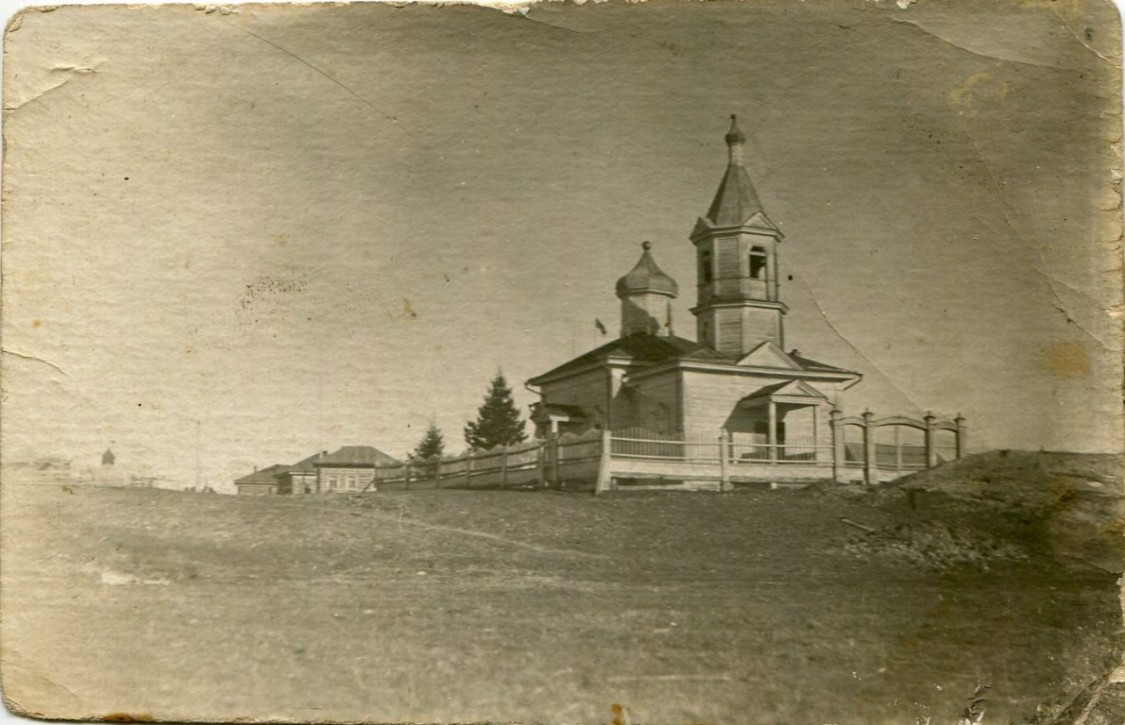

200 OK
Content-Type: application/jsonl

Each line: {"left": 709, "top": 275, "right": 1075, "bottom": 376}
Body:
{"left": 722, "top": 381, "right": 832, "bottom": 467}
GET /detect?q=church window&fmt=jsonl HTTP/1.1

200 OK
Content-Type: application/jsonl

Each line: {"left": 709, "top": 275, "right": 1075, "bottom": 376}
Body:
{"left": 700, "top": 249, "right": 713, "bottom": 283}
{"left": 749, "top": 247, "right": 768, "bottom": 280}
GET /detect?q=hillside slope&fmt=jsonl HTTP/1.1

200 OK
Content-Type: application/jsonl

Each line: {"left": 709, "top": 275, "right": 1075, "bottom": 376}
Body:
{"left": 865, "top": 450, "right": 1124, "bottom": 573}
{"left": 1, "top": 456, "right": 1122, "bottom": 725}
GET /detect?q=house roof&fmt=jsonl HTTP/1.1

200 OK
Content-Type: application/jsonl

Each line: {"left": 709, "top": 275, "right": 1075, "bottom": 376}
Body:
{"left": 315, "top": 445, "right": 400, "bottom": 467}
{"left": 235, "top": 464, "right": 288, "bottom": 485}
{"left": 272, "top": 452, "right": 321, "bottom": 477}
{"left": 615, "top": 242, "right": 678, "bottom": 298}
{"left": 529, "top": 333, "right": 727, "bottom": 383}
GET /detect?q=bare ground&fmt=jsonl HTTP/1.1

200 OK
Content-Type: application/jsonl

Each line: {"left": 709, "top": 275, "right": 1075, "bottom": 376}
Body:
{"left": 1, "top": 451, "right": 1121, "bottom": 725}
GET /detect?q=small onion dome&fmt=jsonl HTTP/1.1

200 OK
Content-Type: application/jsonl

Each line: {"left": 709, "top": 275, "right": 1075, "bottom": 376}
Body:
{"left": 724, "top": 113, "right": 746, "bottom": 145}
{"left": 615, "top": 241, "right": 679, "bottom": 298}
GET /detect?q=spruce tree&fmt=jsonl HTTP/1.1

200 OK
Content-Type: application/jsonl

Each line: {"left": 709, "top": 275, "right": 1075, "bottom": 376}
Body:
{"left": 464, "top": 371, "right": 527, "bottom": 450}
{"left": 411, "top": 422, "right": 445, "bottom": 461}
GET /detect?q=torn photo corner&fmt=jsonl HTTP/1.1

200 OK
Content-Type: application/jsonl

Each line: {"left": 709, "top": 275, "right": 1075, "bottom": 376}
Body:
{"left": 1, "top": 0, "right": 1123, "bottom": 723}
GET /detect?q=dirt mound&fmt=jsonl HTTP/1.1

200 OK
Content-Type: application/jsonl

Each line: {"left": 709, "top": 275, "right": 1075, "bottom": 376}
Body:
{"left": 833, "top": 451, "right": 1125, "bottom": 573}
{"left": 895, "top": 450, "right": 1123, "bottom": 505}
{"left": 844, "top": 520, "right": 1028, "bottom": 570}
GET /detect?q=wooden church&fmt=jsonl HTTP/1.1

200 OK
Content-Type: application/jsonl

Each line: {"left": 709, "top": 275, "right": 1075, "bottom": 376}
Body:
{"left": 528, "top": 116, "right": 863, "bottom": 459}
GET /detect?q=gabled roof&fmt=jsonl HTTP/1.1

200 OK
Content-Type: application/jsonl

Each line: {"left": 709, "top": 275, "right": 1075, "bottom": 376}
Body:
{"left": 273, "top": 452, "right": 321, "bottom": 478}
{"left": 529, "top": 333, "right": 727, "bottom": 383}
{"left": 739, "top": 379, "right": 828, "bottom": 406}
{"left": 736, "top": 341, "right": 801, "bottom": 370}
{"left": 315, "top": 446, "right": 400, "bottom": 467}
{"left": 235, "top": 464, "right": 288, "bottom": 485}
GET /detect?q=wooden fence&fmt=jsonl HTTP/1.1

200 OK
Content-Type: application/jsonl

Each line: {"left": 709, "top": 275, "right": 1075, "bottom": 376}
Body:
{"left": 355, "top": 410, "right": 965, "bottom": 494}
{"left": 362, "top": 429, "right": 603, "bottom": 492}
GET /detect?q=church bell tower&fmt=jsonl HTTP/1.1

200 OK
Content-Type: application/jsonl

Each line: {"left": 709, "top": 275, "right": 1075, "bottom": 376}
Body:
{"left": 691, "top": 115, "right": 787, "bottom": 357}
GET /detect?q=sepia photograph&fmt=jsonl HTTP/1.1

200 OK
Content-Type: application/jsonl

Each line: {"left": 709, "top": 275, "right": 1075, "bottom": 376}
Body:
{"left": 1, "top": 0, "right": 1123, "bottom": 723}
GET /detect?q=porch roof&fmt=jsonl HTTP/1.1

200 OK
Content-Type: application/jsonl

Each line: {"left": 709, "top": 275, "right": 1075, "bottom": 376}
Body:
{"left": 530, "top": 402, "right": 587, "bottom": 422}
{"left": 737, "top": 380, "right": 828, "bottom": 408}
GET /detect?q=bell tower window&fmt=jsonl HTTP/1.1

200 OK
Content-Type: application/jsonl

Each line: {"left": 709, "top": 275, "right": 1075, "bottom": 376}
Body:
{"left": 700, "top": 249, "right": 713, "bottom": 284}
{"left": 749, "top": 246, "right": 768, "bottom": 280}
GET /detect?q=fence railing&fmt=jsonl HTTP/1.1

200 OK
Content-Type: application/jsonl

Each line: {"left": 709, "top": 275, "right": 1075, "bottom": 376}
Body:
{"left": 605, "top": 410, "right": 965, "bottom": 487}
{"left": 337, "top": 409, "right": 966, "bottom": 494}
{"left": 831, "top": 410, "right": 966, "bottom": 484}
{"left": 361, "top": 429, "right": 603, "bottom": 492}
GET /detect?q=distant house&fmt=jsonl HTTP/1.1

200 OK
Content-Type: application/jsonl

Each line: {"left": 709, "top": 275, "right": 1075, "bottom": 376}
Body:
{"left": 234, "top": 464, "right": 288, "bottom": 495}
{"left": 313, "top": 446, "right": 400, "bottom": 493}
{"left": 272, "top": 452, "right": 320, "bottom": 495}
{"left": 236, "top": 446, "right": 401, "bottom": 496}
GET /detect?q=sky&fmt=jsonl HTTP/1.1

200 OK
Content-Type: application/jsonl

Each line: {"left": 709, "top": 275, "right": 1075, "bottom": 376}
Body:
{"left": 1, "top": 0, "right": 1122, "bottom": 492}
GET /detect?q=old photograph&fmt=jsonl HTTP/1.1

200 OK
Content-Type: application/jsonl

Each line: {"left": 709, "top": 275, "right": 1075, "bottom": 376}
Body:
{"left": 1, "top": 0, "right": 1123, "bottom": 723}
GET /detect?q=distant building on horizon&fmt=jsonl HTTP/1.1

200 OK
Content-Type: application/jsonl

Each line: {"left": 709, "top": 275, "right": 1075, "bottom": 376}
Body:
{"left": 235, "top": 446, "right": 400, "bottom": 495}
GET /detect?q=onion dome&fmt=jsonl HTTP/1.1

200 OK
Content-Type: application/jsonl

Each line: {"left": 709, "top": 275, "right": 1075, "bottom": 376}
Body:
{"left": 615, "top": 241, "right": 679, "bottom": 298}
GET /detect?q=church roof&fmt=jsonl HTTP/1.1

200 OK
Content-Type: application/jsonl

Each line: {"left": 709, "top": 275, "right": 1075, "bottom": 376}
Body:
{"left": 739, "top": 379, "right": 829, "bottom": 405}
{"left": 705, "top": 115, "right": 770, "bottom": 228}
{"left": 787, "top": 351, "right": 853, "bottom": 374}
{"left": 529, "top": 333, "right": 726, "bottom": 383}
{"left": 531, "top": 333, "right": 858, "bottom": 385}
{"left": 615, "top": 242, "right": 678, "bottom": 298}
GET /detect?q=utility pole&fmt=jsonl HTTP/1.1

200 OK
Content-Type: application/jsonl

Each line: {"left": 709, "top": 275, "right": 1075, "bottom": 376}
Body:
{"left": 195, "top": 419, "right": 201, "bottom": 490}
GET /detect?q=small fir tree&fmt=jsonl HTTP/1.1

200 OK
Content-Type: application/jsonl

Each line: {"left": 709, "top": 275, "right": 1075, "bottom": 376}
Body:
{"left": 464, "top": 371, "right": 527, "bottom": 450}
{"left": 411, "top": 422, "right": 445, "bottom": 461}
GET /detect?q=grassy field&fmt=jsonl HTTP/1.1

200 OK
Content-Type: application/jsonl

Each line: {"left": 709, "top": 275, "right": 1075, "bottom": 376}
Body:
{"left": 1, "top": 452, "right": 1122, "bottom": 725}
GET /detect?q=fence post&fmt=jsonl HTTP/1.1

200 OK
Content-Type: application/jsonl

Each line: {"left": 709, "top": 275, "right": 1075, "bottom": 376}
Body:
{"left": 718, "top": 431, "right": 729, "bottom": 492}
{"left": 768, "top": 401, "right": 779, "bottom": 463}
{"left": 595, "top": 428, "right": 613, "bottom": 495}
{"left": 924, "top": 411, "right": 937, "bottom": 469}
{"left": 862, "top": 410, "right": 876, "bottom": 485}
{"left": 465, "top": 450, "right": 474, "bottom": 488}
{"left": 434, "top": 457, "right": 442, "bottom": 489}
{"left": 894, "top": 425, "right": 903, "bottom": 474}
{"left": 552, "top": 435, "right": 561, "bottom": 486}
{"left": 830, "top": 408, "right": 843, "bottom": 483}
{"left": 500, "top": 447, "right": 509, "bottom": 487}
{"left": 955, "top": 414, "right": 967, "bottom": 459}
{"left": 405, "top": 461, "right": 412, "bottom": 491}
